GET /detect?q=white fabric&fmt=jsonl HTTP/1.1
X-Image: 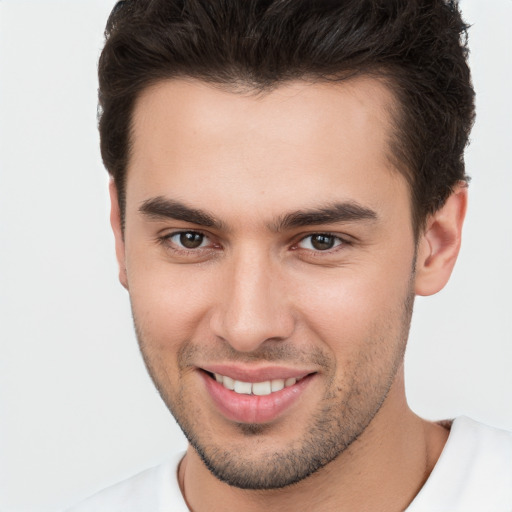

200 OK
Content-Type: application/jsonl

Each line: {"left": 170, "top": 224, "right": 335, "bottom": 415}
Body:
{"left": 65, "top": 453, "right": 188, "bottom": 512}
{"left": 406, "top": 416, "right": 512, "bottom": 511}
{"left": 66, "top": 417, "right": 512, "bottom": 511}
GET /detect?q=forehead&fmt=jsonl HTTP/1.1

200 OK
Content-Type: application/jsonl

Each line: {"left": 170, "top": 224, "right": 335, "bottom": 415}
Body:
{"left": 127, "top": 77, "right": 408, "bottom": 226}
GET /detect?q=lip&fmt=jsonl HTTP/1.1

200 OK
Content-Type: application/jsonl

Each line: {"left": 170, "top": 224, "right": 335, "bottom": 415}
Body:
{"left": 200, "top": 364, "right": 313, "bottom": 382}
{"left": 200, "top": 369, "right": 315, "bottom": 424}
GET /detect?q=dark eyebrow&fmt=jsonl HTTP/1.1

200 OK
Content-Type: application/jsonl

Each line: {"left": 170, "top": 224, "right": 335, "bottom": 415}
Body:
{"left": 139, "top": 196, "right": 377, "bottom": 232}
{"left": 271, "top": 202, "right": 378, "bottom": 232}
{"left": 139, "top": 196, "right": 225, "bottom": 229}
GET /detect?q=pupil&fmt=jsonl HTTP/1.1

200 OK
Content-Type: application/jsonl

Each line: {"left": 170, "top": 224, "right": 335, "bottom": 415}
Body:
{"left": 312, "top": 234, "right": 334, "bottom": 250}
{"left": 180, "top": 232, "right": 203, "bottom": 249}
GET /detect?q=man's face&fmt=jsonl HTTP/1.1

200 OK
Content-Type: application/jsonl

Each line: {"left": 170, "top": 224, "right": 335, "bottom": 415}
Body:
{"left": 118, "top": 78, "right": 418, "bottom": 489}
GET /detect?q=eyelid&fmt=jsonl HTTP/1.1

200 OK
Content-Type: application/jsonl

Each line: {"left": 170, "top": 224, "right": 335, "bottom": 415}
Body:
{"left": 293, "top": 232, "right": 350, "bottom": 252}
{"left": 158, "top": 229, "right": 217, "bottom": 252}
{"left": 157, "top": 229, "right": 351, "bottom": 254}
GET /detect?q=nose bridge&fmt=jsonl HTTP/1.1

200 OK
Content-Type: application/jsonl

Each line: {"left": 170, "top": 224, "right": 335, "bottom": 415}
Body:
{"left": 211, "top": 243, "right": 293, "bottom": 352}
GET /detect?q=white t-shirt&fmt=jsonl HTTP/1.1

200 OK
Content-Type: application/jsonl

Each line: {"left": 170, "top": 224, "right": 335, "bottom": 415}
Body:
{"left": 66, "top": 417, "right": 512, "bottom": 511}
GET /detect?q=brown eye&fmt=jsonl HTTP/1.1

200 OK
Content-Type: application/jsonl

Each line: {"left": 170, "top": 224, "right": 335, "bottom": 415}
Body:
{"left": 311, "top": 234, "right": 335, "bottom": 250}
{"left": 298, "top": 234, "right": 342, "bottom": 251}
{"left": 169, "top": 232, "right": 206, "bottom": 249}
{"left": 180, "top": 232, "right": 204, "bottom": 248}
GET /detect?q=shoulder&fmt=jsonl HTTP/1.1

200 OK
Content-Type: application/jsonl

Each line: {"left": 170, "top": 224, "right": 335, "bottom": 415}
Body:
{"left": 408, "top": 417, "right": 512, "bottom": 511}
{"left": 65, "top": 453, "right": 188, "bottom": 512}
{"left": 447, "top": 416, "right": 512, "bottom": 471}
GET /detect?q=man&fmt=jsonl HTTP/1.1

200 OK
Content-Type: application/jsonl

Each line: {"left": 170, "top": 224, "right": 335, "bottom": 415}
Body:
{"left": 68, "top": 0, "right": 512, "bottom": 510}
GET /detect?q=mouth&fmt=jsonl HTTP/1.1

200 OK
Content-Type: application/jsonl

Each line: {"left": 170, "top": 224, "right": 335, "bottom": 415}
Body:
{"left": 199, "top": 367, "right": 316, "bottom": 424}
{"left": 207, "top": 371, "right": 305, "bottom": 396}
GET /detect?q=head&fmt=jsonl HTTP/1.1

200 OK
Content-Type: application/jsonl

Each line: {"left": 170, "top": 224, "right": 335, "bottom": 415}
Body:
{"left": 98, "top": 0, "right": 474, "bottom": 491}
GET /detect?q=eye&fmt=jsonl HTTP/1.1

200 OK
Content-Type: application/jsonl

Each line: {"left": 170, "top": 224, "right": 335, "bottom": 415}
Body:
{"left": 297, "top": 233, "right": 343, "bottom": 251}
{"left": 168, "top": 231, "right": 209, "bottom": 249}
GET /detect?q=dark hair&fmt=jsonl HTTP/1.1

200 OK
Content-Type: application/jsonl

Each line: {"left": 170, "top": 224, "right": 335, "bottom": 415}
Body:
{"left": 98, "top": 0, "right": 475, "bottom": 234}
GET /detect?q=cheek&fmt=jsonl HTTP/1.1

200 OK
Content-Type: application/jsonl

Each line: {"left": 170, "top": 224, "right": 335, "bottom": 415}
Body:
{"left": 126, "top": 252, "right": 214, "bottom": 352}
{"left": 291, "top": 262, "right": 413, "bottom": 355}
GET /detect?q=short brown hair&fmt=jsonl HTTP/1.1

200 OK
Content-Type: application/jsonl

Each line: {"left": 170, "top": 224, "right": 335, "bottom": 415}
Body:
{"left": 98, "top": 0, "right": 475, "bottom": 234}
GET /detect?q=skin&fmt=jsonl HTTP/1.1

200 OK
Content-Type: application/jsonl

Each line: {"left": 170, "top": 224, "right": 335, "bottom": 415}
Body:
{"left": 111, "top": 78, "right": 467, "bottom": 511}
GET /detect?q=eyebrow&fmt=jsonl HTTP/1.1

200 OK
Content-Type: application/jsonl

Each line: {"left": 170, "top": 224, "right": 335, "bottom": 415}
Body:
{"left": 271, "top": 202, "right": 378, "bottom": 232}
{"left": 139, "top": 196, "right": 226, "bottom": 229}
{"left": 139, "top": 196, "right": 378, "bottom": 232}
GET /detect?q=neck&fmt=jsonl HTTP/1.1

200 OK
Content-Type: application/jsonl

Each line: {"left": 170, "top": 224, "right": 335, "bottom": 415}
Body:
{"left": 179, "top": 370, "right": 449, "bottom": 512}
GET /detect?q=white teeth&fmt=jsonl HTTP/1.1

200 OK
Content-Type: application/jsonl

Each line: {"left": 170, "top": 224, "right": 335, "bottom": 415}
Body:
{"left": 252, "top": 381, "right": 272, "bottom": 396}
{"left": 271, "top": 379, "right": 285, "bottom": 392}
{"left": 213, "top": 373, "right": 301, "bottom": 395}
{"left": 223, "top": 375, "right": 235, "bottom": 390}
{"left": 234, "top": 380, "right": 252, "bottom": 395}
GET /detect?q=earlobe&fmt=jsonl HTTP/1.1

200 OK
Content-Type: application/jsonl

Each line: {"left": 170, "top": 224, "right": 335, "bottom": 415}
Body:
{"left": 109, "top": 180, "right": 129, "bottom": 290}
{"left": 414, "top": 184, "right": 468, "bottom": 296}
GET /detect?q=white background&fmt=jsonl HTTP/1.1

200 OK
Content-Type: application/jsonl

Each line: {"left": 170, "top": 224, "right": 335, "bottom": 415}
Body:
{"left": 0, "top": 1, "right": 511, "bottom": 510}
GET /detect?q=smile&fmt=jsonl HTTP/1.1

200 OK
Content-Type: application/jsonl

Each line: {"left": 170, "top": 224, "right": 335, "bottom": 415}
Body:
{"left": 201, "top": 369, "right": 315, "bottom": 424}
{"left": 212, "top": 373, "right": 303, "bottom": 396}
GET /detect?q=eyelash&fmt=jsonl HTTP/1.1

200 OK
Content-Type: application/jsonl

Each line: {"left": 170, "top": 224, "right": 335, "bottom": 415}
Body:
{"left": 157, "top": 231, "right": 218, "bottom": 257}
{"left": 157, "top": 230, "right": 349, "bottom": 257}
{"left": 295, "top": 233, "right": 345, "bottom": 252}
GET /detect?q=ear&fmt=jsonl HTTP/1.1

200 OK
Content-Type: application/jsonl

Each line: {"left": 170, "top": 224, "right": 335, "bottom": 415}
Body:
{"left": 414, "top": 184, "right": 468, "bottom": 296}
{"left": 109, "top": 180, "right": 129, "bottom": 290}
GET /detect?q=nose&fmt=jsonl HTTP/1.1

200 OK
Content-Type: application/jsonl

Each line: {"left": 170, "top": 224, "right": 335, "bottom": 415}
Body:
{"left": 209, "top": 246, "right": 295, "bottom": 353}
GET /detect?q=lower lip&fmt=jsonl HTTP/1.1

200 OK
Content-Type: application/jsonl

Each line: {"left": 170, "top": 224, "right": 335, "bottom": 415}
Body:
{"left": 201, "top": 371, "right": 313, "bottom": 424}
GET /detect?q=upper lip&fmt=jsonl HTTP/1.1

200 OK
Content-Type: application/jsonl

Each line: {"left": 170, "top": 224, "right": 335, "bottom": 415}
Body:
{"left": 200, "top": 364, "right": 315, "bottom": 382}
